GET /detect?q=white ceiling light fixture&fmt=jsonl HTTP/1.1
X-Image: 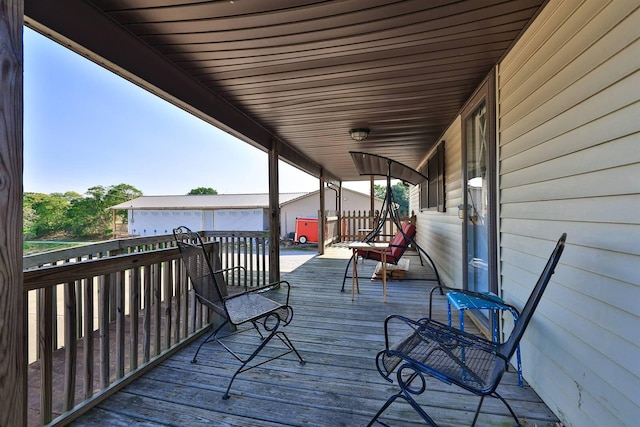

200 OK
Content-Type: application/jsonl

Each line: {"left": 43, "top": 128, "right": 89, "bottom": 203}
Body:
{"left": 349, "top": 128, "right": 370, "bottom": 142}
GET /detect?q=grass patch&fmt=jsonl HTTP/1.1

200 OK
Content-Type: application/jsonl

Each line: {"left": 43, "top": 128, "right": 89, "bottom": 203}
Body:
{"left": 23, "top": 241, "right": 86, "bottom": 256}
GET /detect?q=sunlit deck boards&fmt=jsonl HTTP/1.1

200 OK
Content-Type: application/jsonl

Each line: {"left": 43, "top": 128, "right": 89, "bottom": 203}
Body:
{"left": 72, "top": 247, "right": 560, "bottom": 426}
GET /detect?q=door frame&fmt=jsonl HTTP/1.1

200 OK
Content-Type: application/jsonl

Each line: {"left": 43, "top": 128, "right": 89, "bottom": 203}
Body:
{"left": 461, "top": 71, "right": 498, "bottom": 299}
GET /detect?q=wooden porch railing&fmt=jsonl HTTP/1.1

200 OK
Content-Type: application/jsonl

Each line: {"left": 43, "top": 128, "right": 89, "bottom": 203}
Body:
{"left": 23, "top": 231, "right": 268, "bottom": 426}
{"left": 21, "top": 211, "right": 414, "bottom": 425}
{"left": 339, "top": 210, "right": 414, "bottom": 242}
{"left": 323, "top": 212, "right": 340, "bottom": 246}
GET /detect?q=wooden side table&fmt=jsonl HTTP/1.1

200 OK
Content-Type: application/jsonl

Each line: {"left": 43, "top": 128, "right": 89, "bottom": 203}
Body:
{"left": 347, "top": 242, "right": 389, "bottom": 302}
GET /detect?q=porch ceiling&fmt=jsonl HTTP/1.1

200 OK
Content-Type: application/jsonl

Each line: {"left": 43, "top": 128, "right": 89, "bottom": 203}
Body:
{"left": 24, "top": 0, "right": 545, "bottom": 183}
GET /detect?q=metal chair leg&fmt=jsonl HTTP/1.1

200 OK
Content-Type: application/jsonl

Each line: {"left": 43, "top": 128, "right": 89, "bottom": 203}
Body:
{"left": 367, "top": 390, "right": 439, "bottom": 427}
{"left": 222, "top": 321, "right": 307, "bottom": 399}
{"left": 191, "top": 320, "right": 229, "bottom": 363}
{"left": 276, "top": 331, "right": 306, "bottom": 365}
{"left": 222, "top": 325, "right": 280, "bottom": 399}
{"left": 369, "top": 363, "right": 439, "bottom": 426}
{"left": 493, "top": 391, "right": 522, "bottom": 427}
{"left": 367, "top": 391, "right": 402, "bottom": 427}
{"left": 471, "top": 395, "right": 485, "bottom": 426}
{"left": 469, "top": 392, "right": 522, "bottom": 427}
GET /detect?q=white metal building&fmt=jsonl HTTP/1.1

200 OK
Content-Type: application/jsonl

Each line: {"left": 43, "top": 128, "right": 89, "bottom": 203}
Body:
{"left": 109, "top": 188, "right": 381, "bottom": 238}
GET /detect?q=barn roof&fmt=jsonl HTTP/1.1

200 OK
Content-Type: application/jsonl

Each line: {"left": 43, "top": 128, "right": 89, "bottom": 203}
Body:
{"left": 109, "top": 192, "right": 308, "bottom": 210}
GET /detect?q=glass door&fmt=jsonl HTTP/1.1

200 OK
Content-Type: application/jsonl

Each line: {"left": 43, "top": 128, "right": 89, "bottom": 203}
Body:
{"left": 465, "top": 101, "right": 489, "bottom": 294}
{"left": 462, "top": 73, "right": 497, "bottom": 322}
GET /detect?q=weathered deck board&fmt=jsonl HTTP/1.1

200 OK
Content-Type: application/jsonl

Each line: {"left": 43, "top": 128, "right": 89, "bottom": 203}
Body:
{"left": 72, "top": 247, "right": 559, "bottom": 426}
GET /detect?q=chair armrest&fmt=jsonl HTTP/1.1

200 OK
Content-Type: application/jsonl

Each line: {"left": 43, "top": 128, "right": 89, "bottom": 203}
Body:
{"left": 252, "top": 280, "right": 291, "bottom": 305}
{"left": 428, "top": 284, "right": 453, "bottom": 318}
{"left": 215, "top": 265, "right": 249, "bottom": 292}
{"left": 213, "top": 265, "right": 291, "bottom": 303}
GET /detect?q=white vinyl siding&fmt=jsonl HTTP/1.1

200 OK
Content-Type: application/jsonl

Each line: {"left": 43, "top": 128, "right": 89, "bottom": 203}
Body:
{"left": 411, "top": 117, "right": 464, "bottom": 289}
{"left": 497, "top": 1, "right": 640, "bottom": 427}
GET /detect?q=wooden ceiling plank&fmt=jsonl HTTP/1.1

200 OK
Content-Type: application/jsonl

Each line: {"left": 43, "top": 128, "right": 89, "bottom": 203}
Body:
{"left": 132, "top": 1, "right": 540, "bottom": 46}
{"left": 186, "top": 34, "right": 517, "bottom": 81}
{"left": 166, "top": 18, "right": 530, "bottom": 66}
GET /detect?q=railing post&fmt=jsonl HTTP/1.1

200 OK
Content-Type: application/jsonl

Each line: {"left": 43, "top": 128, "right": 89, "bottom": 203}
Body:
{"left": 142, "top": 263, "right": 152, "bottom": 363}
{"left": 163, "top": 259, "right": 173, "bottom": 350}
{"left": 99, "top": 274, "right": 110, "bottom": 388}
{"left": 63, "top": 281, "right": 77, "bottom": 412}
{"left": 174, "top": 260, "right": 182, "bottom": 344}
{"left": 115, "top": 270, "right": 126, "bottom": 379}
{"left": 39, "top": 287, "right": 54, "bottom": 424}
{"left": 153, "top": 263, "right": 162, "bottom": 356}
{"left": 129, "top": 268, "right": 139, "bottom": 370}
{"left": 83, "top": 275, "right": 94, "bottom": 399}
{"left": 75, "top": 266, "right": 83, "bottom": 338}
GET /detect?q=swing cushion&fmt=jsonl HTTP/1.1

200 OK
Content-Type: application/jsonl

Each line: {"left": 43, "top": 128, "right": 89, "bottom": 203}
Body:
{"left": 358, "top": 222, "right": 416, "bottom": 264}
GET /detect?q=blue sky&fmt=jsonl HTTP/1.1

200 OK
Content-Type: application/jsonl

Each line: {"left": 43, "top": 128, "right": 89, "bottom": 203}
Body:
{"left": 23, "top": 27, "right": 371, "bottom": 196}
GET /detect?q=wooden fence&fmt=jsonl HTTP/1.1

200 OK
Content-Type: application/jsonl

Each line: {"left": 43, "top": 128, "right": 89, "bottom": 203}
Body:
{"left": 339, "top": 210, "right": 414, "bottom": 242}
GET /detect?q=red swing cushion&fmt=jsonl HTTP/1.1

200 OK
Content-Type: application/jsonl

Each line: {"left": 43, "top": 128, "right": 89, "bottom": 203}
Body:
{"left": 357, "top": 222, "right": 415, "bottom": 264}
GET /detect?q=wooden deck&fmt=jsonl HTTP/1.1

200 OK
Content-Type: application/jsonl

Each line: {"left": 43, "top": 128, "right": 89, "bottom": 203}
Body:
{"left": 71, "top": 247, "right": 560, "bottom": 426}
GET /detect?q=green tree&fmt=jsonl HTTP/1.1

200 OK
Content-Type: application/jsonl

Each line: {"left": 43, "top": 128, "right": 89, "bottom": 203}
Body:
{"left": 66, "top": 186, "right": 108, "bottom": 237}
{"left": 23, "top": 204, "right": 37, "bottom": 239}
{"left": 188, "top": 187, "right": 218, "bottom": 195}
{"left": 373, "top": 182, "right": 409, "bottom": 214}
{"left": 23, "top": 191, "right": 82, "bottom": 238}
{"left": 105, "top": 183, "right": 143, "bottom": 224}
{"left": 373, "top": 184, "right": 386, "bottom": 201}
{"left": 66, "top": 184, "right": 142, "bottom": 238}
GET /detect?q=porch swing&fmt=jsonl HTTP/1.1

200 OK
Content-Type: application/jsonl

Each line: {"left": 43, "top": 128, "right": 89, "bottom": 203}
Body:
{"left": 341, "top": 152, "right": 443, "bottom": 292}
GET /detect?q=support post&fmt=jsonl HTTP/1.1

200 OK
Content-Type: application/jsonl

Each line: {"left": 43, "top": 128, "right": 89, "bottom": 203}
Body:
{"left": 318, "top": 171, "right": 326, "bottom": 254}
{"left": 0, "top": 1, "right": 26, "bottom": 425}
{"left": 370, "top": 176, "right": 375, "bottom": 227}
{"left": 338, "top": 183, "right": 343, "bottom": 241}
{"left": 268, "top": 141, "right": 280, "bottom": 283}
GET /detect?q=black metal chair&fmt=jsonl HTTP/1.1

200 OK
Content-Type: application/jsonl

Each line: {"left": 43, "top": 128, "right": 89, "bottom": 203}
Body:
{"left": 173, "top": 226, "right": 305, "bottom": 399}
{"left": 368, "top": 233, "right": 567, "bottom": 426}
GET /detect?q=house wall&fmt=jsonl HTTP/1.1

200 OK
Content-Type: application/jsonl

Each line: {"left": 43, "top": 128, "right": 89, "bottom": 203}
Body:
{"left": 410, "top": 118, "right": 464, "bottom": 289}
{"left": 497, "top": 1, "right": 640, "bottom": 426}
{"left": 411, "top": 1, "right": 639, "bottom": 426}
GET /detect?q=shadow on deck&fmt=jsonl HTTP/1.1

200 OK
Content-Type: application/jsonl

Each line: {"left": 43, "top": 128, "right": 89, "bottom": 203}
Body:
{"left": 70, "top": 246, "right": 559, "bottom": 426}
